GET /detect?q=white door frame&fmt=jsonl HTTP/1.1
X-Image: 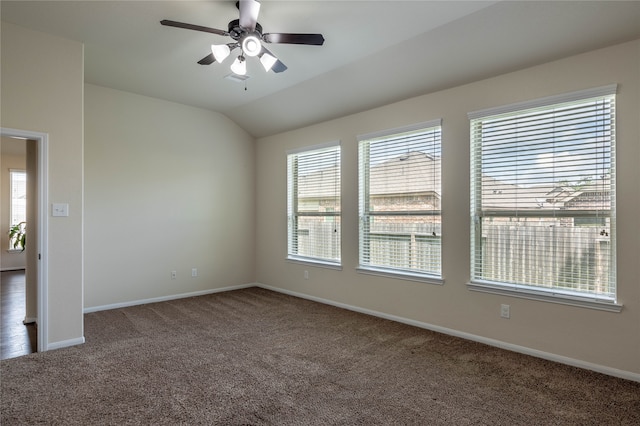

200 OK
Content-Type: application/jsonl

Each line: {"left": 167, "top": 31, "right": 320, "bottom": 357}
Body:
{"left": 1, "top": 127, "right": 49, "bottom": 352}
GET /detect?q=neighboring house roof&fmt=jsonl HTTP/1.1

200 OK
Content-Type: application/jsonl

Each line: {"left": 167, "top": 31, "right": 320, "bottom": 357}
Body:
{"left": 297, "top": 166, "right": 340, "bottom": 199}
{"left": 482, "top": 176, "right": 611, "bottom": 211}
{"left": 369, "top": 152, "right": 441, "bottom": 197}
{"left": 298, "top": 151, "right": 610, "bottom": 211}
{"left": 481, "top": 175, "right": 554, "bottom": 210}
{"left": 297, "top": 151, "right": 441, "bottom": 199}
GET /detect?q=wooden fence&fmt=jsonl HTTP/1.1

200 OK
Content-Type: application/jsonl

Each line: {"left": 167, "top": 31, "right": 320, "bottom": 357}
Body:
{"left": 479, "top": 223, "right": 611, "bottom": 295}
{"left": 295, "top": 219, "right": 611, "bottom": 296}
{"left": 366, "top": 222, "right": 442, "bottom": 274}
{"left": 296, "top": 219, "right": 341, "bottom": 262}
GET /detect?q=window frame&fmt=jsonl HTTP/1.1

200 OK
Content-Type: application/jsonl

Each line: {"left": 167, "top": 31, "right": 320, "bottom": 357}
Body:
{"left": 286, "top": 141, "right": 342, "bottom": 268}
{"left": 357, "top": 120, "right": 444, "bottom": 284}
{"left": 467, "top": 85, "right": 621, "bottom": 312}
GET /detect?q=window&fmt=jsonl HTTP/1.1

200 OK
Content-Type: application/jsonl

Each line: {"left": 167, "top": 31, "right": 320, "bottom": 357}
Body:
{"left": 469, "top": 85, "right": 617, "bottom": 308}
{"left": 287, "top": 142, "right": 341, "bottom": 265}
{"left": 358, "top": 120, "right": 442, "bottom": 281}
{"left": 9, "top": 169, "right": 27, "bottom": 249}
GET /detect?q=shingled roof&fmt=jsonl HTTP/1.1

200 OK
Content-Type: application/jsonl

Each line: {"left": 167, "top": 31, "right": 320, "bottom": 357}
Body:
{"left": 298, "top": 152, "right": 609, "bottom": 211}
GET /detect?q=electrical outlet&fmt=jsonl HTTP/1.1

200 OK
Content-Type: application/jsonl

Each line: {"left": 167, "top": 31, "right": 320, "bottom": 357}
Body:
{"left": 304, "top": 270, "right": 309, "bottom": 280}
{"left": 171, "top": 270, "right": 177, "bottom": 280}
{"left": 192, "top": 268, "right": 198, "bottom": 277}
{"left": 500, "top": 304, "right": 510, "bottom": 319}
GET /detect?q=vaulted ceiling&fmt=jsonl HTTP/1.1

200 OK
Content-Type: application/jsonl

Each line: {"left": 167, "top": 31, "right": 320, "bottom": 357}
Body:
{"left": 2, "top": 1, "right": 639, "bottom": 138}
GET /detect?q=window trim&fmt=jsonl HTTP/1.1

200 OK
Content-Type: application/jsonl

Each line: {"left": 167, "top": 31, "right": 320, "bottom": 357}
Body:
{"left": 468, "top": 280, "right": 622, "bottom": 312}
{"left": 357, "top": 266, "right": 444, "bottom": 285}
{"left": 357, "top": 119, "right": 442, "bottom": 142}
{"left": 468, "top": 85, "right": 619, "bottom": 310}
{"left": 467, "top": 84, "right": 617, "bottom": 120}
{"left": 285, "top": 140, "right": 340, "bottom": 156}
{"left": 287, "top": 256, "right": 343, "bottom": 270}
{"left": 358, "top": 120, "right": 443, "bottom": 281}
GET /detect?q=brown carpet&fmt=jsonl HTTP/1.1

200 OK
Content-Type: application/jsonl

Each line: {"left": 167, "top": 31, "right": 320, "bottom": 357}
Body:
{"left": 2, "top": 287, "right": 639, "bottom": 425}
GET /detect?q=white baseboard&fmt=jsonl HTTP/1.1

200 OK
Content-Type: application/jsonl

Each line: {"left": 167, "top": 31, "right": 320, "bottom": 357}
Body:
{"left": 256, "top": 282, "right": 640, "bottom": 383}
{"left": 47, "top": 336, "right": 85, "bottom": 351}
{"left": 83, "top": 283, "right": 255, "bottom": 314}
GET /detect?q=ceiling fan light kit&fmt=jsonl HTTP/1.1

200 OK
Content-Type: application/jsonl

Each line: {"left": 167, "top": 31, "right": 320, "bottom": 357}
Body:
{"left": 230, "top": 55, "right": 247, "bottom": 76}
{"left": 211, "top": 44, "right": 231, "bottom": 63}
{"left": 259, "top": 51, "right": 278, "bottom": 72}
{"left": 161, "top": 0, "right": 324, "bottom": 77}
{"left": 242, "top": 35, "right": 262, "bottom": 57}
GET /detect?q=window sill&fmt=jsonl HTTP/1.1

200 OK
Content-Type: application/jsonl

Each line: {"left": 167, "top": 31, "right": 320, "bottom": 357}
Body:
{"left": 357, "top": 266, "right": 444, "bottom": 285}
{"left": 6, "top": 249, "right": 25, "bottom": 254}
{"left": 287, "top": 256, "right": 342, "bottom": 271}
{"left": 467, "top": 280, "right": 622, "bottom": 313}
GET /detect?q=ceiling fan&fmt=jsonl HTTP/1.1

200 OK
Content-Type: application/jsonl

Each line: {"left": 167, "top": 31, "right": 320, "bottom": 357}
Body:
{"left": 161, "top": 0, "right": 325, "bottom": 76}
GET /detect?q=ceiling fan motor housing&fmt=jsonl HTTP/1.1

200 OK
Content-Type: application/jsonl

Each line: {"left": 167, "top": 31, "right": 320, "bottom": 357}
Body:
{"left": 228, "top": 19, "right": 263, "bottom": 40}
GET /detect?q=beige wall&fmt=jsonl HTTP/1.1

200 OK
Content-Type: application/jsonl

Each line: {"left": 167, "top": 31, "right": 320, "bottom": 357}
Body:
{"left": 84, "top": 84, "right": 256, "bottom": 308}
{"left": 1, "top": 22, "right": 84, "bottom": 346}
{"left": 255, "top": 40, "right": 640, "bottom": 376}
{"left": 1, "top": 137, "right": 26, "bottom": 270}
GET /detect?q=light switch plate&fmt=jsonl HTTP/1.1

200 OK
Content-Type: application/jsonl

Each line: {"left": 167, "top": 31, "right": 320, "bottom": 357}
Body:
{"left": 52, "top": 203, "right": 69, "bottom": 217}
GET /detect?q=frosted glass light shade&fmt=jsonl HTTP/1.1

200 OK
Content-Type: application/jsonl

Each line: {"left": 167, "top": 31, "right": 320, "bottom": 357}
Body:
{"left": 259, "top": 52, "right": 277, "bottom": 72}
{"left": 230, "top": 56, "right": 247, "bottom": 75}
{"left": 211, "top": 44, "right": 231, "bottom": 63}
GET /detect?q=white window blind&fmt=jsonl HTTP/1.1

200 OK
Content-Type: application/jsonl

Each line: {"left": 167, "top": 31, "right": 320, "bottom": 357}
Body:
{"left": 358, "top": 121, "right": 442, "bottom": 279}
{"left": 287, "top": 142, "right": 341, "bottom": 264}
{"left": 9, "top": 169, "right": 27, "bottom": 249}
{"left": 469, "top": 86, "right": 616, "bottom": 302}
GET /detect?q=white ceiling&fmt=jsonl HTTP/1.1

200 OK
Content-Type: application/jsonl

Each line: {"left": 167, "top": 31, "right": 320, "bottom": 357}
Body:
{"left": 2, "top": 1, "right": 640, "bottom": 138}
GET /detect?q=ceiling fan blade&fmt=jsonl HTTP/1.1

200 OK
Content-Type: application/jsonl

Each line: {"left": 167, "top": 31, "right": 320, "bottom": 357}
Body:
{"left": 160, "top": 20, "right": 228, "bottom": 36}
{"left": 263, "top": 33, "right": 325, "bottom": 46}
{"left": 271, "top": 59, "right": 288, "bottom": 74}
{"left": 197, "top": 53, "right": 215, "bottom": 65}
{"left": 238, "top": 0, "right": 261, "bottom": 32}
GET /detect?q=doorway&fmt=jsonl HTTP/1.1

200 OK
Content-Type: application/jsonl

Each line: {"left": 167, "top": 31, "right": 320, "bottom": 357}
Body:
{"left": 0, "top": 128, "right": 49, "bottom": 354}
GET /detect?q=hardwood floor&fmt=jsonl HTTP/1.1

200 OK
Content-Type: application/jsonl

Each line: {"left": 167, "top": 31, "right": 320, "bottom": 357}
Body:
{"left": 1, "top": 270, "right": 37, "bottom": 360}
